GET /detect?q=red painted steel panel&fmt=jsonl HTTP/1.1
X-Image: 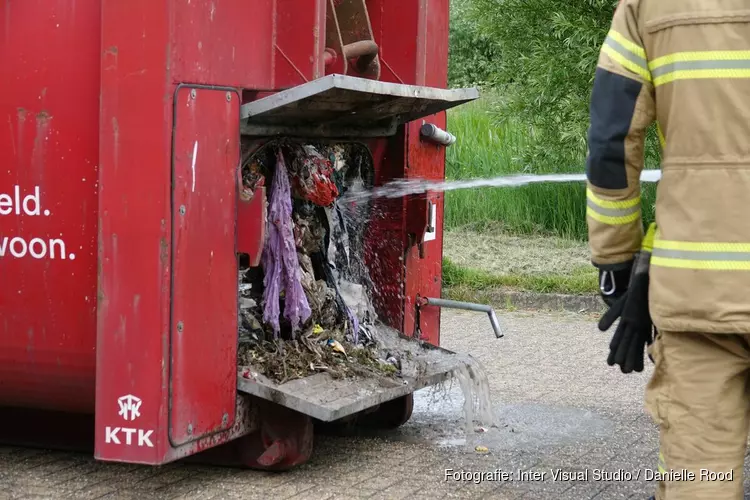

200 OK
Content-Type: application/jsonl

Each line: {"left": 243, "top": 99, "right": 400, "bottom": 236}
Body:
{"left": 169, "top": 86, "right": 239, "bottom": 446}
{"left": 172, "top": 0, "right": 275, "bottom": 89}
{"left": 0, "top": 0, "right": 101, "bottom": 412}
{"left": 368, "top": 0, "right": 446, "bottom": 86}
{"left": 403, "top": 115, "right": 446, "bottom": 345}
{"left": 237, "top": 186, "right": 267, "bottom": 268}
{"left": 366, "top": 0, "right": 450, "bottom": 344}
{"left": 97, "top": 0, "right": 173, "bottom": 464}
{"left": 402, "top": 0, "right": 450, "bottom": 344}
{"left": 367, "top": 0, "right": 421, "bottom": 84}
{"left": 275, "top": 0, "right": 327, "bottom": 88}
{"left": 97, "top": 0, "right": 276, "bottom": 464}
{"left": 424, "top": 0, "right": 449, "bottom": 88}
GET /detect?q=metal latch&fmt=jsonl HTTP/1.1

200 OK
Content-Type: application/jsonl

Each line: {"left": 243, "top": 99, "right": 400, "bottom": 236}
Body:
{"left": 424, "top": 201, "right": 436, "bottom": 243}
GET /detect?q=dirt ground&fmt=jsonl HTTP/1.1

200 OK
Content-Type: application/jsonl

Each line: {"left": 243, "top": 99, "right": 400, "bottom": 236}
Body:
{"left": 443, "top": 229, "right": 591, "bottom": 277}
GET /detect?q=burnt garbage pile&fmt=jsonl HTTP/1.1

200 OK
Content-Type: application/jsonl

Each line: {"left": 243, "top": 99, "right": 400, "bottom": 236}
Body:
{"left": 237, "top": 140, "right": 400, "bottom": 384}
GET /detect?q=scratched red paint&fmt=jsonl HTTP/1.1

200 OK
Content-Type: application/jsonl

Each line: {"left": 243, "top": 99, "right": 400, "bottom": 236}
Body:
{"left": 275, "top": 0, "right": 327, "bottom": 87}
{"left": 169, "top": 86, "right": 240, "bottom": 446}
{"left": 95, "top": 0, "right": 280, "bottom": 465}
{"left": 0, "top": 0, "right": 100, "bottom": 413}
{"left": 1, "top": 0, "right": 455, "bottom": 466}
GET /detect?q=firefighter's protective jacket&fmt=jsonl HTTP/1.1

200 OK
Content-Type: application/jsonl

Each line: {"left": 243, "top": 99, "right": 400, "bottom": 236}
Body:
{"left": 587, "top": 0, "right": 750, "bottom": 334}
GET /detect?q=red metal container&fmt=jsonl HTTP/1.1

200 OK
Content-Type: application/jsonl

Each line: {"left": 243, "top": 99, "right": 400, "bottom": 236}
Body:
{"left": 0, "top": 0, "right": 473, "bottom": 467}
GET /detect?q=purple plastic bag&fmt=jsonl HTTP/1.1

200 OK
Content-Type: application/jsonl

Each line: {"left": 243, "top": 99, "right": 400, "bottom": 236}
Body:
{"left": 262, "top": 150, "right": 312, "bottom": 338}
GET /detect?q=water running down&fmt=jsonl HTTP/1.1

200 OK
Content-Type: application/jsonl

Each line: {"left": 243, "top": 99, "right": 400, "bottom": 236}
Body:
{"left": 341, "top": 170, "right": 662, "bottom": 203}
{"left": 338, "top": 168, "right": 662, "bottom": 442}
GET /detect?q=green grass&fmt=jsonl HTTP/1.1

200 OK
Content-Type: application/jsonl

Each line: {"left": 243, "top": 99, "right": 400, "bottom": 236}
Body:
{"left": 442, "top": 257, "right": 598, "bottom": 295}
{"left": 444, "top": 95, "right": 658, "bottom": 241}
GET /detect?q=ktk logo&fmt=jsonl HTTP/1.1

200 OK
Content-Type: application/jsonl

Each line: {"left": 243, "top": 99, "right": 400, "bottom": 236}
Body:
{"left": 104, "top": 394, "right": 154, "bottom": 448}
{"left": 117, "top": 394, "right": 142, "bottom": 421}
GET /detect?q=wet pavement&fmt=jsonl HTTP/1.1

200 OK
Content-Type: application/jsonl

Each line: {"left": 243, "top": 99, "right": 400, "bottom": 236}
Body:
{"left": 3, "top": 309, "right": 750, "bottom": 499}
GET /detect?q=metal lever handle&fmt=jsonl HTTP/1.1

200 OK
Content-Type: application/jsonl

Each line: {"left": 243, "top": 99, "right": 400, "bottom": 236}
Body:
{"left": 419, "top": 297, "right": 503, "bottom": 338}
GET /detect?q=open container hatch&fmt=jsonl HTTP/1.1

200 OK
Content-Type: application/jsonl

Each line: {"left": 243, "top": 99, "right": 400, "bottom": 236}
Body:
{"left": 237, "top": 325, "right": 472, "bottom": 423}
{"left": 236, "top": 74, "right": 485, "bottom": 424}
{"left": 240, "top": 74, "right": 480, "bottom": 137}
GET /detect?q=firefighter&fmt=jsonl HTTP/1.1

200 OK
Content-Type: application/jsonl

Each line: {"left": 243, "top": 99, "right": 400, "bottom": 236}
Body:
{"left": 586, "top": 1, "right": 750, "bottom": 498}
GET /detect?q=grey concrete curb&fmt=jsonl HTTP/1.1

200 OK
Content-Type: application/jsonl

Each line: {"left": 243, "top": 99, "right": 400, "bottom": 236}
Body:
{"left": 444, "top": 287, "right": 605, "bottom": 314}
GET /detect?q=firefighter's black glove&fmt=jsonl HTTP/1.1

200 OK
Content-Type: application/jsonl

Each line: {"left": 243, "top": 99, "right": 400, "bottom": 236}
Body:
{"left": 598, "top": 260, "right": 634, "bottom": 308}
{"left": 598, "top": 252, "right": 653, "bottom": 374}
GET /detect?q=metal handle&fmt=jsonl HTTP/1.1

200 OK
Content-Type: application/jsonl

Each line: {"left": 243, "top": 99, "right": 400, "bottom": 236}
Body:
{"left": 419, "top": 297, "right": 503, "bottom": 338}
{"left": 342, "top": 40, "right": 379, "bottom": 73}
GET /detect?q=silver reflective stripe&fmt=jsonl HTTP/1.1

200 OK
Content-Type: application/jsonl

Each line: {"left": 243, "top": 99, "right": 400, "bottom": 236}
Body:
{"left": 652, "top": 248, "right": 750, "bottom": 261}
{"left": 651, "top": 59, "right": 750, "bottom": 78}
{"left": 586, "top": 199, "right": 640, "bottom": 218}
{"left": 604, "top": 35, "right": 649, "bottom": 71}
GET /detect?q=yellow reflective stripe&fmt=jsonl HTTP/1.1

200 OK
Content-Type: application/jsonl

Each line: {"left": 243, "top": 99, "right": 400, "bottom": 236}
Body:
{"left": 651, "top": 257, "right": 750, "bottom": 270}
{"left": 586, "top": 207, "right": 641, "bottom": 225}
{"left": 658, "top": 452, "right": 667, "bottom": 474}
{"left": 608, "top": 30, "right": 646, "bottom": 59}
{"left": 654, "top": 240, "right": 750, "bottom": 252}
{"left": 602, "top": 46, "right": 652, "bottom": 82}
{"left": 586, "top": 189, "right": 641, "bottom": 209}
{"left": 650, "top": 50, "right": 750, "bottom": 69}
{"left": 649, "top": 51, "right": 750, "bottom": 87}
{"left": 601, "top": 30, "right": 651, "bottom": 82}
{"left": 652, "top": 236, "right": 750, "bottom": 270}
{"left": 586, "top": 189, "right": 641, "bottom": 225}
{"left": 656, "top": 69, "right": 750, "bottom": 86}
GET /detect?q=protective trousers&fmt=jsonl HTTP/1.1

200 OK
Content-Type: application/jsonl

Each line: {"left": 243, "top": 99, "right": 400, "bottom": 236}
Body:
{"left": 645, "top": 330, "right": 750, "bottom": 500}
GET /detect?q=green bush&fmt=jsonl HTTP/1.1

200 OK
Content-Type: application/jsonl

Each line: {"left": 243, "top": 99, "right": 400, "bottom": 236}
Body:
{"left": 448, "top": 0, "right": 497, "bottom": 88}
{"left": 449, "top": 0, "right": 661, "bottom": 170}
{"left": 443, "top": 0, "right": 659, "bottom": 240}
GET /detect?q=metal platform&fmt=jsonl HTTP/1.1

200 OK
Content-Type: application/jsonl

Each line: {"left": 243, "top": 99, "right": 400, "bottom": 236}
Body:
{"left": 239, "top": 74, "right": 480, "bottom": 137}
{"left": 236, "top": 327, "right": 469, "bottom": 422}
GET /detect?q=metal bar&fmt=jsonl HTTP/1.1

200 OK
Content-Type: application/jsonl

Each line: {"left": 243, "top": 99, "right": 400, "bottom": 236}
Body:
{"left": 343, "top": 40, "right": 379, "bottom": 59}
{"left": 421, "top": 297, "right": 503, "bottom": 338}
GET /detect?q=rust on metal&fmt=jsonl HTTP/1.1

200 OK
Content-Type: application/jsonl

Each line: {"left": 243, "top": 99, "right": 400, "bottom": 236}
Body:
{"left": 325, "top": 0, "right": 348, "bottom": 75}
{"left": 331, "top": 0, "right": 380, "bottom": 79}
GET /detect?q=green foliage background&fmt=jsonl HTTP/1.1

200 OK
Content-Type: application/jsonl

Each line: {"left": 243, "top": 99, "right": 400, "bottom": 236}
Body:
{"left": 444, "top": 0, "right": 660, "bottom": 240}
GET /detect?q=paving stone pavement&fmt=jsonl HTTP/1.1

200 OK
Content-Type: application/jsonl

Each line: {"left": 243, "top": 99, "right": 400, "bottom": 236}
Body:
{"left": 3, "top": 309, "right": 750, "bottom": 499}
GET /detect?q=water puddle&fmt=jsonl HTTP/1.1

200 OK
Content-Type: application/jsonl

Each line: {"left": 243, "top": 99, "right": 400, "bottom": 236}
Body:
{"left": 403, "top": 386, "right": 615, "bottom": 454}
{"left": 437, "top": 437, "right": 466, "bottom": 448}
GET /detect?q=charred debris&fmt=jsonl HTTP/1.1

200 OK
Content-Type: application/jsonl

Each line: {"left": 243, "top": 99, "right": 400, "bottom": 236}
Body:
{"left": 237, "top": 139, "right": 407, "bottom": 385}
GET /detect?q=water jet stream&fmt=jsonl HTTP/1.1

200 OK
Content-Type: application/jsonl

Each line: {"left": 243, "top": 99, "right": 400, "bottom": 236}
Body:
{"left": 341, "top": 170, "right": 662, "bottom": 203}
